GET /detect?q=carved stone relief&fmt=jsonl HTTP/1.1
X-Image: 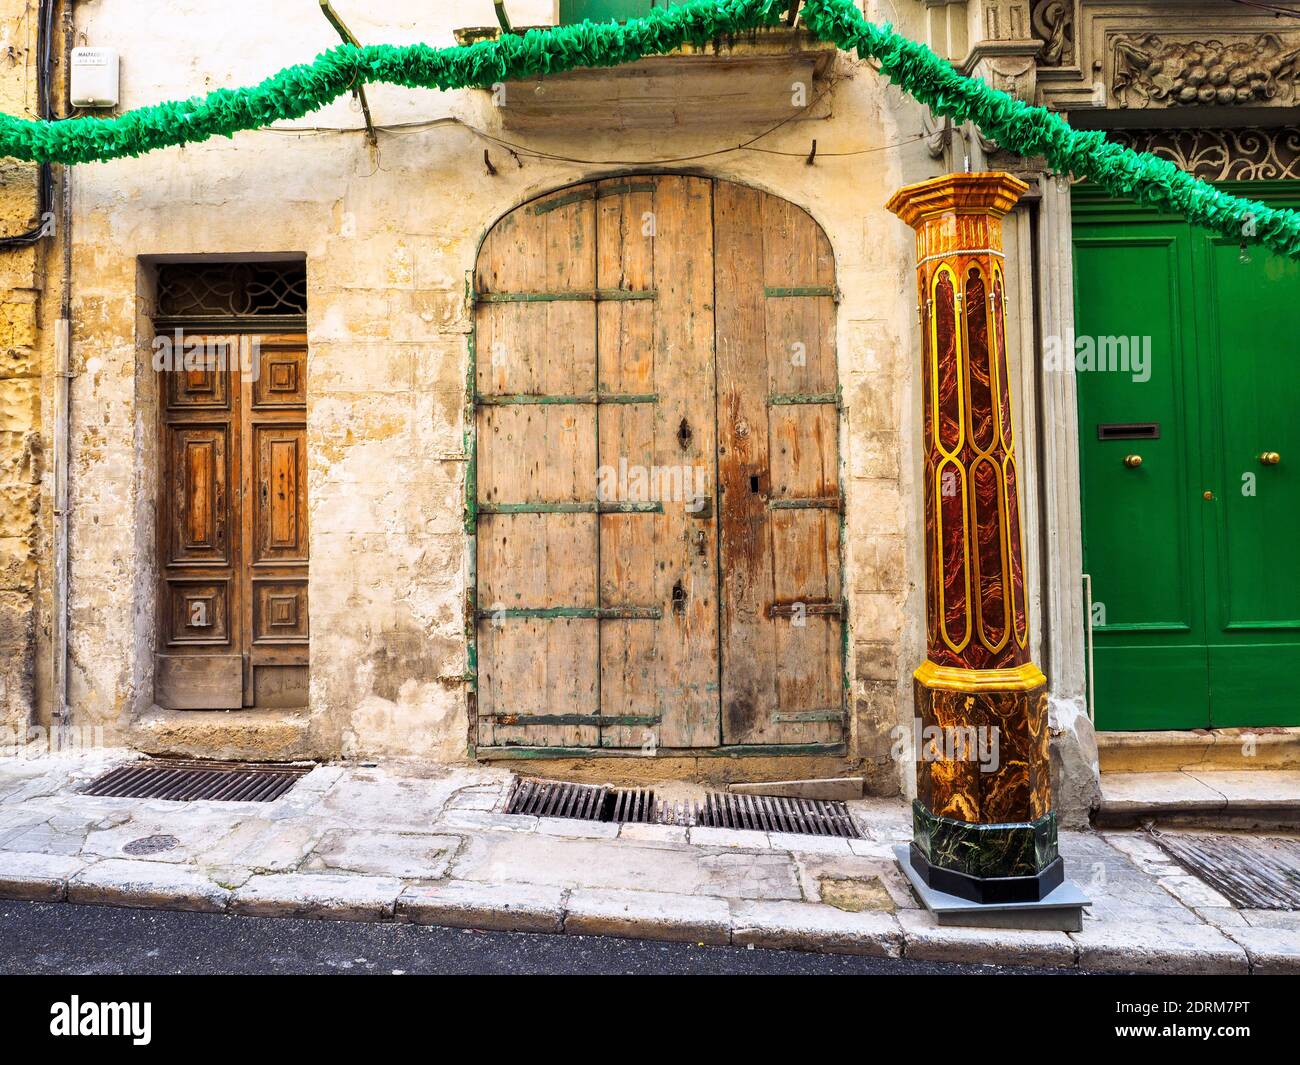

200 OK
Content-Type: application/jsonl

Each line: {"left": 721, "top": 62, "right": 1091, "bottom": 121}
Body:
{"left": 1030, "top": 0, "right": 1075, "bottom": 67}
{"left": 1112, "top": 33, "right": 1300, "bottom": 108}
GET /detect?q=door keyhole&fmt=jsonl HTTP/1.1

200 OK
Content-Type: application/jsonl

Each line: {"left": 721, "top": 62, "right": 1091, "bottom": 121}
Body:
{"left": 750, "top": 474, "right": 760, "bottom": 493}
{"left": 677, "top": 417, "right": 692, "bottom": 451}
{"left": 671, "top": 579, "right": 686, "bottom": 614}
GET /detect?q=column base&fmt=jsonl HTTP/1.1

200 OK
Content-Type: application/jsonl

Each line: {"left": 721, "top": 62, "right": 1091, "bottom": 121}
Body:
{"left": 907, "top": 842, "right": 1065, "bottom": 904}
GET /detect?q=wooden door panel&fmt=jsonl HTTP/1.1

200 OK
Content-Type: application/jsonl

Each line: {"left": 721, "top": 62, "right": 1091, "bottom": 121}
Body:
{"left": 595, "top": 176, "right": 718, "bottom": 749}
{"left": 166, "top": 425, "right": 233, "bottom": 566}
{"left": 715, "top": 182, "right": 843, "bottom": 745}
{"left": 252, "top": 424, "right": 308, "bottom": 563}
{"left": 475, "top": 189, "right": 603, "bottom": 748}
{"left": 639, "top": 176, "right": 720, "bottom": 748}
{"left": 252, "top": 343, "right": 307, "bottom": 408}
{"left": 157, "top": 348, "right": 243, "bottom": 711}
{"left": 164, "top": 337, "right": 235, "bottom": 409}
{"left": 714, "top": 181, "right": 778, "bottom": 745}
{"left": 163, "top": 578, "right": 233, "bottom": 647}
{"left": 251, "top": 578, "right": 309, "bottom": 644}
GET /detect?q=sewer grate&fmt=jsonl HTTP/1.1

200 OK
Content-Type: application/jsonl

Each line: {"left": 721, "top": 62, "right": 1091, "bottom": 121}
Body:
{"left": 1149, "top": 830, "right": 1300, "bottom": 910}
{"left": 504, "top": 778, "right": 860, "bottom": 838}
{"left": 83, "top": 759, "right": 312, "bottom": 803}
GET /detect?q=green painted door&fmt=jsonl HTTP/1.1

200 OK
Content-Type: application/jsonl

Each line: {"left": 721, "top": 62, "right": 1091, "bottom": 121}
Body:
{"left": 1074, "top": 184, "right": 1300, "bottom": 731}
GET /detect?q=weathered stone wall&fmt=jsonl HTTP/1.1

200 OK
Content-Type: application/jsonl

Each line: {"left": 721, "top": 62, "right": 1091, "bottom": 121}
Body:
{"left": 0, "top": 3, "right": 46, "bottom": 743}
{"left": 54, "top": 0, "right": 982, "bottom": 789}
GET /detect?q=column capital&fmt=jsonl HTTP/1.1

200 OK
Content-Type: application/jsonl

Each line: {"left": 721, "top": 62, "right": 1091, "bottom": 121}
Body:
{"left": 885, "top": 171, "right": 1029, "bottom": 230}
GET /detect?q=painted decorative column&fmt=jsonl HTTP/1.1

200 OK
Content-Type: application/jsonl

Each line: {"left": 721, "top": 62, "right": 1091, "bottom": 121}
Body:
{"left": 887, "top": 173, "right": 1059, "bottom": 904}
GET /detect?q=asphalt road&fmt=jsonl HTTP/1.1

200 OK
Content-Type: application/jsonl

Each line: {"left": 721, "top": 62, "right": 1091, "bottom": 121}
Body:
{"left": 0, "top": 900, "right": 1074, "bottom": 975}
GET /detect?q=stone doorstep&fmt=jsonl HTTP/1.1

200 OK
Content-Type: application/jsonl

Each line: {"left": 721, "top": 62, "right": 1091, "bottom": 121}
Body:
{"left": 1097, "top": 728, "right": 1300, "bottom": 774}
{"left": 1096, "top": 770, "right": 1300, "bottom": 828}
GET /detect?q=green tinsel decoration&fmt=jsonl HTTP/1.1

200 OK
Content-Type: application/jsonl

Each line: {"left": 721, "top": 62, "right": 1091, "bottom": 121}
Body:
{"left": 1, "top": 0, "right": 1295, "bottom": 257}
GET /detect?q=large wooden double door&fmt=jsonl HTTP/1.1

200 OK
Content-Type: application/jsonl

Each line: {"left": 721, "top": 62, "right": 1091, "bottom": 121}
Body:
{"left": 473, "top": 175, "right": 843, "bottom": 752}
{"left": 155, "top": 334, "right": 309, "bottom": 710}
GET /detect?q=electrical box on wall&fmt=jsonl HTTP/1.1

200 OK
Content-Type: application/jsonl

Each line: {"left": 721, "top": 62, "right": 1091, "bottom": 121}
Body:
{"left": 70, "top": 48, "right": 119, "bottom": 108}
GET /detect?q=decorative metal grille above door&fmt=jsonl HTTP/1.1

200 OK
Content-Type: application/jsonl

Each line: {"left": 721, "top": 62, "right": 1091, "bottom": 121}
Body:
{"left": 470, "top": 175, "right": 844, "bottom": 755}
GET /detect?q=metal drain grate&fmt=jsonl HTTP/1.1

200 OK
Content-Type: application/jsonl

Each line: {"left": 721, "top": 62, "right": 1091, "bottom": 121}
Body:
{"left": 84, "top": 759, "right": 312, "bottom": 803}
{"left": 687, "top": 792, "right": 860, "bottom": 838}
{"left": 504, "top": 778, "right": 860, "bottom": 838}
{"left": 1150, "top": 831, "right": 1300, "bottom": 910}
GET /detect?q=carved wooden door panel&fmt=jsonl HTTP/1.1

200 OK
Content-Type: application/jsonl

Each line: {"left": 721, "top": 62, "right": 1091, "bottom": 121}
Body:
{"left": 157, "top": 333, "right": 309, "bottom": 709}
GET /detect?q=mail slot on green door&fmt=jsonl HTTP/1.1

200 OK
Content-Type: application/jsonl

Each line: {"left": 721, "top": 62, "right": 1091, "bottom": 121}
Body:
{"left": 1073, "top": 184, "right": 1300, "bottom": 731}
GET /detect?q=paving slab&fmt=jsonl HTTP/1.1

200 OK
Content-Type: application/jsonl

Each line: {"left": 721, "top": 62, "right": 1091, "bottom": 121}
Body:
{"left": 565, "top": 888, "right": 731, "bottom": 945}
{"left": 898, "top": 909, "right": 1076, "bottom": 968}
{"left": 231, "top": 873, "right": 403, "bottom": 922}
{"left": 398, "top": 881, "right": 565, "bottom": 933}
{"left": 536, "top": 817, "right": 620, "bottom": 839}
{"left": 770, "top": 832, "right": 854, "bottom": 856}
{"left": 731, "top": 899, "right": 903, "bottom": 957}
{"left": 1156, "top": 874, "right": 1234, "bottom": 909}
{"left": 1070, "top": 921, "right": 1250, "bottom": 974}
{"left": 304, "top": 829, "right": 461, "bottom": 879}
{"left": 0, "top": 852, "right": 87, "bottom": 902}
{"left": 199, "top": 817, "right": 326, "bottom": 874}
{"left": 688, "top": 826, "right": 770, "bottom": 850}
{"left": 68, "top": 858, "right": 231, "bottom": 913}
{"left": 617, "top": 822, "right": 688, "bottom": 846}
{"left": 450, "top": 831, "right": 801, "bottom": 899}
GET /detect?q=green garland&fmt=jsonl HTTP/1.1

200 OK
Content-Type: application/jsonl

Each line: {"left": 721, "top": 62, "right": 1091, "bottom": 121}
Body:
{"left": 1, "top": 0, "right": 1296, "bottom": 256}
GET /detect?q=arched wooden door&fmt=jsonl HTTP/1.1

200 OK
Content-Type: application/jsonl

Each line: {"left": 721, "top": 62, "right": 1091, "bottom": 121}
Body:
{"left": 472, "top": 175, "right": 842, "bottom": 753}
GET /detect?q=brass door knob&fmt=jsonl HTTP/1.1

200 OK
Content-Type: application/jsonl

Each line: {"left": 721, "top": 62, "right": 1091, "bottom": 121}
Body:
{"left": 1260, "top": 451, "right": 1281, "bottom": 466}
{"left": 1203, "top": 491, "right": 1214, "bottom": 501}
{"left": 1123, "top": 454, "right": 1143, "bottom": 468}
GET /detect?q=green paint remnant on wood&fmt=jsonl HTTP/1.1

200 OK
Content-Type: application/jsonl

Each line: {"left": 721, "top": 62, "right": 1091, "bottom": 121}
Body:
{"left": 473, "top": 289, "right": 656, "bottom": 303}
{"left": 476, "top": 605, "right": 663, "bottom": 620}
{"left": 764, "top": 285, "right": 836, "bottom": 298}
{"left": 478, "top": 501, "right": 663, "bottom": 514}
{"left": 769, "top": 391, "right": 839, "bottom": 406}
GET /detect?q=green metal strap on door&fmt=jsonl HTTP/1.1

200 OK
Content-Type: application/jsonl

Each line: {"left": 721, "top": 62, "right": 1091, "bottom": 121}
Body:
{"left": 476, "top": 606, "right": 663, "bottom": 620}
{"left": 477, "top": 501, "right": 664, "bottom": 514}
{"left": 475, "top": 392, "right": 658, "bottom": 405}
{"left": 473, "top": 289, "right": 657, "bottom": 303}
{"left": 769, "top": 391, "right": 840, "bottom": 406}
{"left": 484, "top": 713, "right": 662, "bottom": 727}
{"left": 768, "top": 495, "right": 843, "bottom": 511}
{"left": 531, "top": 181, "right": 658, "bottom": 214}
{"left": 764, "top": 285, "right": 836, "bottom": 298}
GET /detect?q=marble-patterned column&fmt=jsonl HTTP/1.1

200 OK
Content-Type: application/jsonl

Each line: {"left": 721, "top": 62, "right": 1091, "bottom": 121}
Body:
{"left": 887, "top": 172, "right": 1060, "bottom": 904}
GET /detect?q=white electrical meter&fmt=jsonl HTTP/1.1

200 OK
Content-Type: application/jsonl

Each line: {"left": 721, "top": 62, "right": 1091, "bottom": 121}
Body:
{"left": 70, "top": 48, "right": 120, "bottom": 108}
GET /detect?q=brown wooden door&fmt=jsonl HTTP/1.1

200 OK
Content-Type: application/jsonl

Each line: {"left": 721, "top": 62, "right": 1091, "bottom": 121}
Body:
{"left": 157, "top": 333, "right": 309, "bottom": 709}
{"left": 473, "top": 176, "right": 841, "bottom": 752}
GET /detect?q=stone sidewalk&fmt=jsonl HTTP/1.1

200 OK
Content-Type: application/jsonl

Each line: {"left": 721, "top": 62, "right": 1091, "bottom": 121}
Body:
{"left": 1, "top": 751, "right": 1296, "bottom": 974}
